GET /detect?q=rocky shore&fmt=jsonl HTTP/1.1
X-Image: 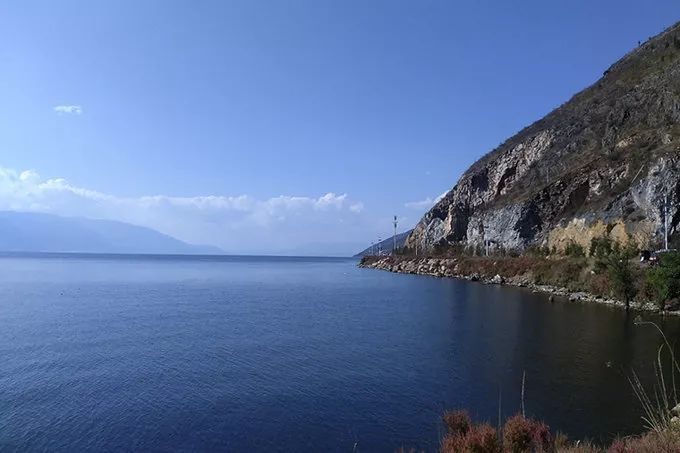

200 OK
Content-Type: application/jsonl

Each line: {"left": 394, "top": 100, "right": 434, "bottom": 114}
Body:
{"left": 359, "top": 256, "right": 670, "bottom": 314}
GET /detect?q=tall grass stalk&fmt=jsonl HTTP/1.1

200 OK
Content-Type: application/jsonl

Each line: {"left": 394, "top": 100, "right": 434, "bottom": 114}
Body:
{"left": 497, "top": 387, "right": 502, "bottom": 441}
{"left": 521, "top": 370, "right": 526, "bottom": 418}
{"left": 629, "top": 320, "right": 680, "bottom": 432}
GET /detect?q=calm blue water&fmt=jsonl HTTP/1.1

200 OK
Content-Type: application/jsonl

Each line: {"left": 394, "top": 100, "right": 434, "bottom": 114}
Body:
{"left": 0, "top": 254, "right": 678, "bottom": 452}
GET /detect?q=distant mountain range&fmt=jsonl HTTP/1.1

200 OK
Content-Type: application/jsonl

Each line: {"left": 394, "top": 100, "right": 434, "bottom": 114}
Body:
{"left": 354, "top": 230, "right": 412, "bottom": 257}
{"left": 0, "top": 211, "right": 222, "bottom": 255}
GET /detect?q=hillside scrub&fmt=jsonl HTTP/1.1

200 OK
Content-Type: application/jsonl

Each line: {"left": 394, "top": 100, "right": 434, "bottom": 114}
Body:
{"left": 596, "top": 247, "right": 639, "bottom": 310}
{"left": 646, "top": 252, "right": 680, "bottom": 310}
{"left": 364, "top": 254, "right": 629, "bottom": 298}
{"left": 360, "top": 248, "right": 680, "bottom": 312}
{"left": 406, "top": 20, "right": 680, "bottom": 257}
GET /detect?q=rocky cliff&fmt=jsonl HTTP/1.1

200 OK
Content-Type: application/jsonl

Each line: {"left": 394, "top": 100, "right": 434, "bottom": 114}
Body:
{"left": 407, "top": 21, "right": 680, "bottom": 254}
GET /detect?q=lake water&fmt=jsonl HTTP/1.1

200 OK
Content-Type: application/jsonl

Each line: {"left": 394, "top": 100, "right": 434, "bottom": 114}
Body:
{"left": 0, "top": 254, "right": 678, "bottom": 451}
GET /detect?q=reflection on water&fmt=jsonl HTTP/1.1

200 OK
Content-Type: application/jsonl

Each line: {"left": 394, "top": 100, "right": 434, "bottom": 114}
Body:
{"left": 0, "top": 254, "right": 677, "bottom": 451}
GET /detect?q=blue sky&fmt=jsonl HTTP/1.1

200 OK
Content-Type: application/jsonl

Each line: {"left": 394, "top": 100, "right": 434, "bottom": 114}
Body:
{"left": 0, "top": 1, "right": 678, "bottom": 255}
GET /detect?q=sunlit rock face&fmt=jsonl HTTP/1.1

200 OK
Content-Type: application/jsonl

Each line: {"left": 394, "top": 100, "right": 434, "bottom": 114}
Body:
{"left": 407, "top": 22, "right": 680, "bottom": 254}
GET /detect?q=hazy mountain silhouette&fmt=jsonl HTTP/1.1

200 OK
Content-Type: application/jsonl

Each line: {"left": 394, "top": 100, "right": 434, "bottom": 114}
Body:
{"left": 0, "top": 211, "right": 222, "bottom": 255}
{"left": 354, "top": 230, "right": 412, "bottom": 257}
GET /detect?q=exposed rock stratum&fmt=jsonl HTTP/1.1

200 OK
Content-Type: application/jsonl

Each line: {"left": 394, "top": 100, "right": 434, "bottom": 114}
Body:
{"left": 407, "top": 21, "right": 680, "bottom": 253}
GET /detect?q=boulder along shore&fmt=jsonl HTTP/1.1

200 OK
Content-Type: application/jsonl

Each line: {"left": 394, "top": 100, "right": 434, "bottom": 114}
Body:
{"left": 358, "top": 255, "right": 674, "bottom": 314}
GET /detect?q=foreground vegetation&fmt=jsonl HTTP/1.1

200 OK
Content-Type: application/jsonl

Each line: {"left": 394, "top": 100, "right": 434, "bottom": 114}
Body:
{"left": 365, "top": 241, "right": 680, "bottom": 451}
{"left": 364, "top": 242, "right": 680, "bottom": 449}
{"left": 406, "top": 321, "right": 680, "bottom": 452}
{"left": 436, "top": 410, "right": 680, "bottom": 452}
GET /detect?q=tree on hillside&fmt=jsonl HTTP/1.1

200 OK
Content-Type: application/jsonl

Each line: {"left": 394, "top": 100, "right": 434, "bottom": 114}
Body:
{"left": 603, "top": 249, "right": 637, "bottom": 311}
{"left": 647, "top": 251, "right": 680, "bottom": 311}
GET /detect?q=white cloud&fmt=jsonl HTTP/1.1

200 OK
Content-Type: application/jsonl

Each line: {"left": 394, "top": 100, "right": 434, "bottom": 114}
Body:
{"left": 404, "top": 191, "right": 447, "bottom": 210}
{"left": 349, "top": 202, "right": 364, "bottom": 213}
{"left": 53, "top": 105, "right": 82, "bottom": 115}
{"left": 0, "top": 165, "right": 368, "bottom": 255}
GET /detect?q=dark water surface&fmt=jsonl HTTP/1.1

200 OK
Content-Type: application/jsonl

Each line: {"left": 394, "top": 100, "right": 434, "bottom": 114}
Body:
{"left": 0, "top": 254, "right": 678, "bottom": 452}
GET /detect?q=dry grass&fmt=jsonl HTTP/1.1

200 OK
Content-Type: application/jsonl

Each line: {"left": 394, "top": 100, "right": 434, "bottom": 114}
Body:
{"left": 628, "top": 321, "right": 680, "bottom": 433}
{"left": 557, "top": 429, "right": 680, "bottom": 452}
{"left": 436, "top": 410, "right": 680, "bottom": 452}
{"left": 441, "top": 423, "right": 501, "bottom": 453}
{"left": 451, "top": 255, "right": 591, "bottom": 291}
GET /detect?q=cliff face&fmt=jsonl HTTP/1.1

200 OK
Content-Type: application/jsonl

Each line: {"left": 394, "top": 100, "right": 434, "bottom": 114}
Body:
{"left": 407, "top": 21, "right": 680, "bottom": 254}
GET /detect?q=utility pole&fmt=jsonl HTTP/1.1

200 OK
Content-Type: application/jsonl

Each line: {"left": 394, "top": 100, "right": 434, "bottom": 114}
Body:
{"left": 665, "top": 193, "right": 669, "bottom": 250}
{"left": 393, "top": 215, "right": 398, "bottom": 253}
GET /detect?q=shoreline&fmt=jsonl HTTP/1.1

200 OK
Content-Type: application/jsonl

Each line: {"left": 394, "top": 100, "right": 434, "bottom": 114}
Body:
{"left": 359, "top": 255, "right": 680, "bottom": 316}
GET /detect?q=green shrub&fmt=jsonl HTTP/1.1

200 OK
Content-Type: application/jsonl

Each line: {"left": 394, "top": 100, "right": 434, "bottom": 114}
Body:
{"left": 601, "top": 250, "right": 637, "bottom": 309}
{"left": 613, "top": 241, "right": 639, "bottom": 259}
{"left": 646, "top": 251, "right": 680, "bottom": 310}
{"left": 507, "top": 248, "right": 521, "bottom": 258}
{"left": 647, "top": 268, "right": 668, "bottom": 310}
{"left": 525, "top": 246, "right": 550, "bottom": 257}
{"left": 564, "top": 241, "right": 585, "bottom": 257}
{"left": 590, "top": 237, "right": 613, "bottom": 257}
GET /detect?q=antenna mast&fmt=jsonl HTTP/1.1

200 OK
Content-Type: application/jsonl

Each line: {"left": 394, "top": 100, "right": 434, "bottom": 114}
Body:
{"left": 665, "top": 193, "right": 669, "bottom": 250}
